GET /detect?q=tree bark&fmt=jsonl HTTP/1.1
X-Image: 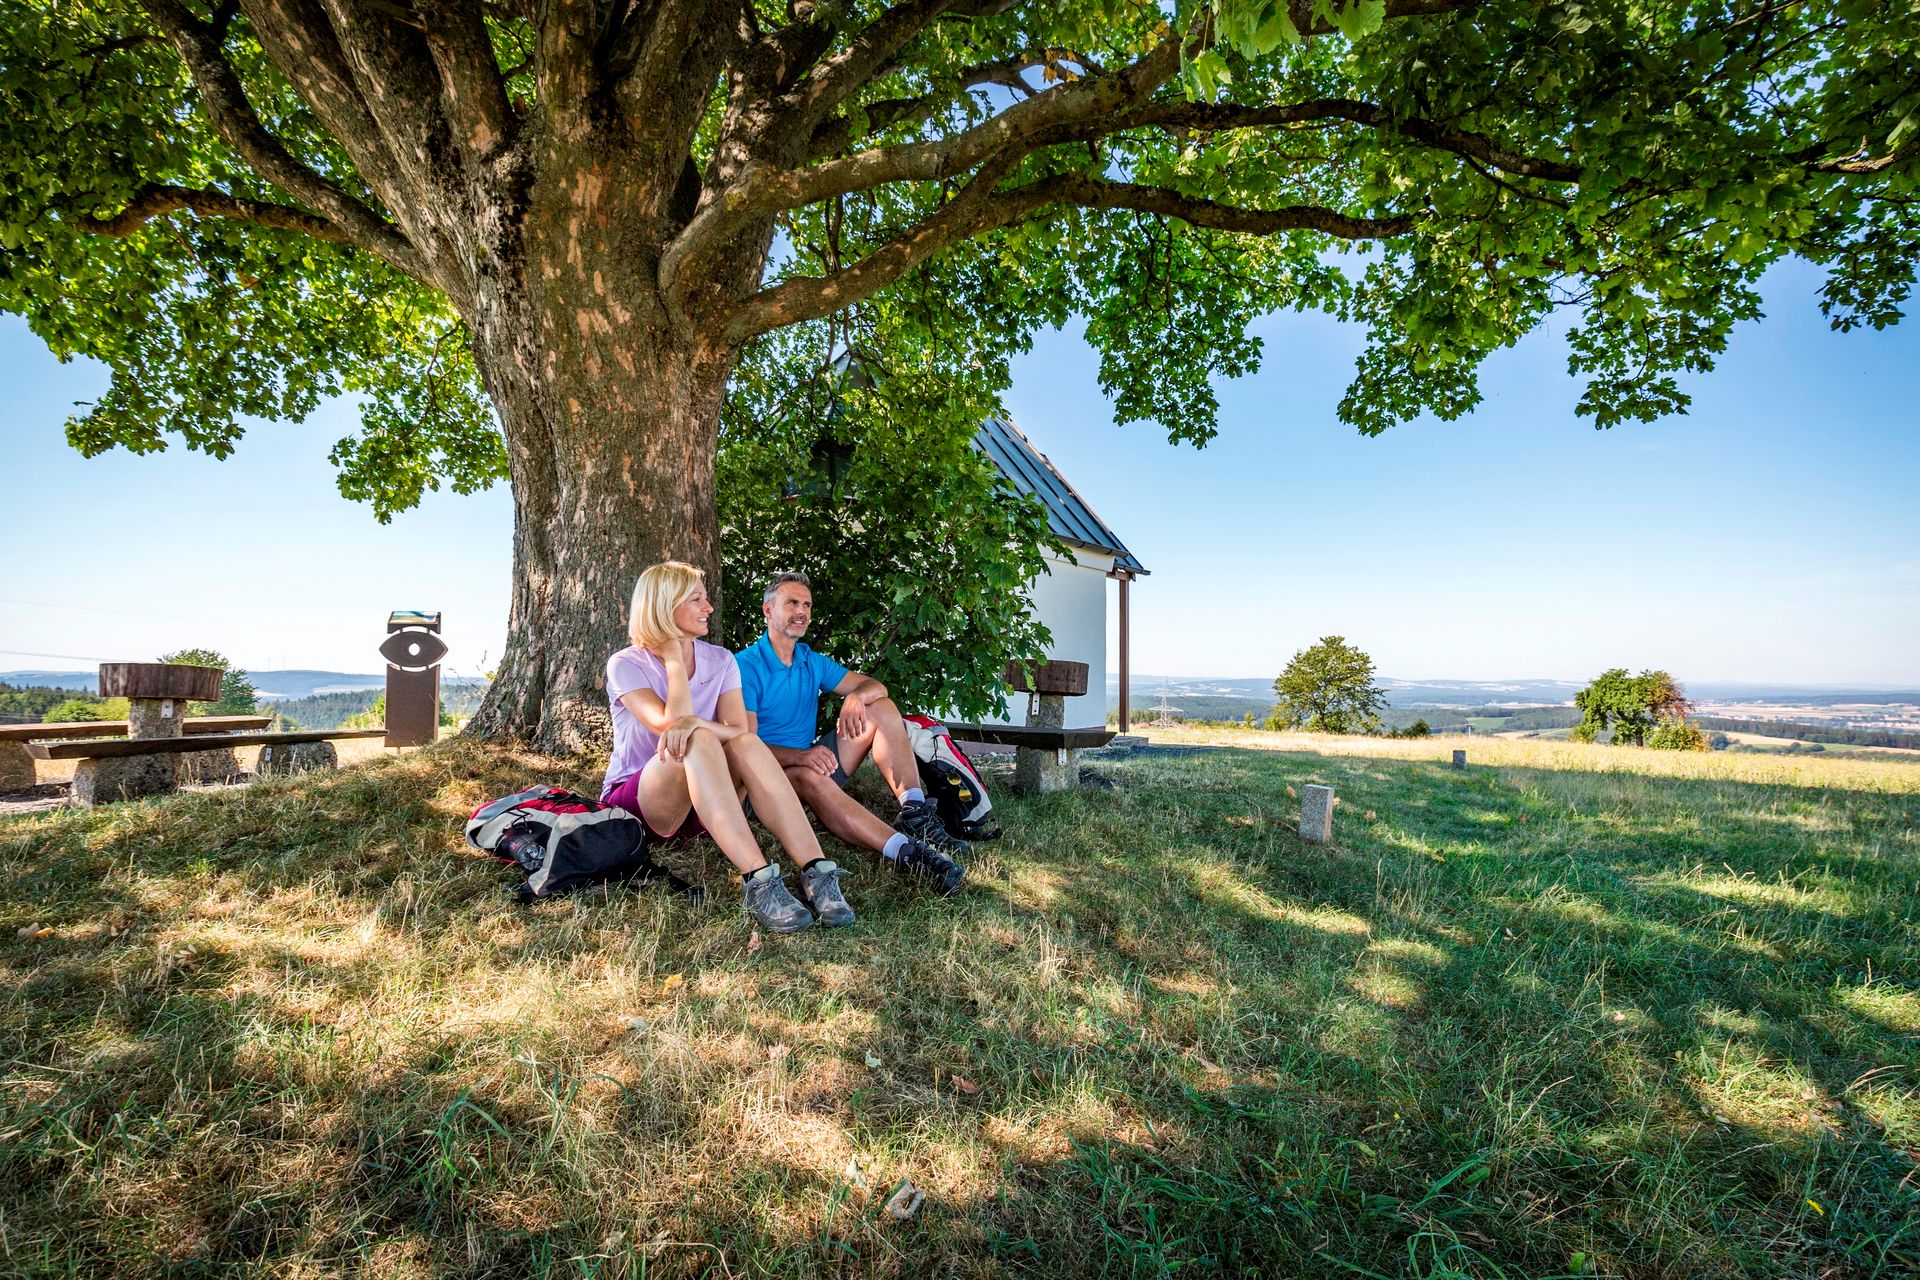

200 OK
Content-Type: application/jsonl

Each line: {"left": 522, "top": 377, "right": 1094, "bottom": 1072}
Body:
{"left": 462, "top": 287, "right": 739, "bottom": 751}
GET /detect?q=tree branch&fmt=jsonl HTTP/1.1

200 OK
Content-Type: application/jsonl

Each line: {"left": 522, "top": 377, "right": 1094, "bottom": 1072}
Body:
{"left": 136, "top": 0, "right": 427, "bottom": 276}
{"left": 789, "top": 0, "right": 964, "bottom": 130}
{"left": 1031, "top": 173, "right": 1417, "bottom": 238}
{"left": 75, "top": 182, "right": 351, "bottom": 241}
{"left": 1810, "top": 143, "right": 1919, "bottom": 176}
{"left": 805, "top": 48, "right": 1101, "bottom": 159}
{"left": 664, "top": 31, "right": 1183, "bottom": 310}
{"left": 723, "top": 167, "right": 1412, "bottom": 341}
{"left": 415, "top": 0, "right": 516, "bottom": 155}
{"left": 537, "top": 0, "right": 599, "bottom": 134}
{"left": 1123, "top": 98, "right": 1581, "bottom": 182}
{"left": 609, "top": 0, "right": 728, "bottom": 147}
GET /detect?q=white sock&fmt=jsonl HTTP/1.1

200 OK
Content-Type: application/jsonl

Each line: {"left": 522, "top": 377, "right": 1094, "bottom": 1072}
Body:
{"left": 882, "top": 833, "right": 909, "bottom": 860}
{"left": 900, "top": 787, "right": 926, "bottom": 807}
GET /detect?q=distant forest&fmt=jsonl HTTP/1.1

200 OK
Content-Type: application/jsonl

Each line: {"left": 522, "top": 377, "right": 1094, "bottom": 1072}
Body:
{"left": 1, "top": 680, "right": 491, "bottom": 731}
{"left": 1693, "top": 717, "right": 1920, "bottom": 750}
{"left": 0, "top": 683, "right": 91, "bottom": 725}
{"left": 267, "top": 682, "right": 490, "bottom": 730}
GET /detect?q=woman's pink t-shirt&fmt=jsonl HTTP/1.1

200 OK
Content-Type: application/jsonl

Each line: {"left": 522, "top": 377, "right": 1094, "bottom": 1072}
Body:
{"left": 603, "top": 642, "right": 742, "bottom": 799}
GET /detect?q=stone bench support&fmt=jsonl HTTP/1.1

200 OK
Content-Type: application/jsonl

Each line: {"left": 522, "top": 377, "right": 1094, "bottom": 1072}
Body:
{"left": 256, "top": 741, "right": 338, "bottom": 777}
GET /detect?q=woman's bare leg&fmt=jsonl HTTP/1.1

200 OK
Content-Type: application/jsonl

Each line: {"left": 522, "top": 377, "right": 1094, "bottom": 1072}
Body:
{"left": 639, "top": 731, "right": 769, "bottom": 876}
{"left": 723, "top": 733, "right": 828, "bottom": 866}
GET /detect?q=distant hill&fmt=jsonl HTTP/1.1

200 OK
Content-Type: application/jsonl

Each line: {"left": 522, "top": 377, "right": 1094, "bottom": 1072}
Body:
{"left": 1110, "top": 674, "right": 1920, "bottom": 710}
{"left": 0, "top": 670, "right": 487, "bottom": 701}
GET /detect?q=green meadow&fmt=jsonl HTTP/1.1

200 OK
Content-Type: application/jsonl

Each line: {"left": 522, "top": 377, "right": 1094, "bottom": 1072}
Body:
{"left": 2, "top": 731, "right": 1915, "bottom": 1278}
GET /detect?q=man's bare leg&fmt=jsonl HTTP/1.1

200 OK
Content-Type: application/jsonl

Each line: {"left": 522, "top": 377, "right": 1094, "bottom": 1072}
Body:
{"left": 785, "top": 763, "right": 965, "bottom": 894}
{"left": 834, "top": 696, "right": 920, "bottom": 800}
{"left": 785, "top": 765, "right": 895, "bottom": 854}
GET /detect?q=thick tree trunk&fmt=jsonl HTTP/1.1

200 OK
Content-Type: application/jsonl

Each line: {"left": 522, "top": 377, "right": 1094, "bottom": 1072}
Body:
{"left": 464, "top": 314, "right": 737, "bottom": 751}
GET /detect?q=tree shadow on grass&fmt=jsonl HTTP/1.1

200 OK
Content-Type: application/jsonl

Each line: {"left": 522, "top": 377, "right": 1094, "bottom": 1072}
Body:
{"left": 1, "top": 741, "right": 1917, "bottom": 1277}
{"left": 951, "top": 745, "right": 1920, "bottom": 1278}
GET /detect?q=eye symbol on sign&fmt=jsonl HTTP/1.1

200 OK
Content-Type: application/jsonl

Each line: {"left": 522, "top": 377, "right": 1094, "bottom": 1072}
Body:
{"left": 380, "top": 630, "right": 448, "bottom": 671}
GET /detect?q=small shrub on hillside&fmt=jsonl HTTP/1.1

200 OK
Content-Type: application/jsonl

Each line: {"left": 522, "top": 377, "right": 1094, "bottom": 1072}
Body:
{"left": 42, "top": 696, "right": 129, "bottom": 723}
{"left": 1648, "top": 716, "right": 1710, "bottom": 751}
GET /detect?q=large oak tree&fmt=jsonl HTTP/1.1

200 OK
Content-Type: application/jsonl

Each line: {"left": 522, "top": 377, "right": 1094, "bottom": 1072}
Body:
{"left": 3, "top": 0, "right": 1913, "bottom": 748}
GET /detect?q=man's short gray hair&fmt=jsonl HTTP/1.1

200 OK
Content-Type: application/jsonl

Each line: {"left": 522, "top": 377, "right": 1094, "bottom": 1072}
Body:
{"left": 762, "top": 571, "right": 811, "bottom": 605}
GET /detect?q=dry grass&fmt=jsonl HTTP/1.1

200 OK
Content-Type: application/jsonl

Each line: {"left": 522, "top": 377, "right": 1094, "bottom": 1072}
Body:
{"left": 1147, "top": 724, "right": 1920, "bottom": 793}
{"left": 1, "top": 733, "right": 1916, "bottom": 1277}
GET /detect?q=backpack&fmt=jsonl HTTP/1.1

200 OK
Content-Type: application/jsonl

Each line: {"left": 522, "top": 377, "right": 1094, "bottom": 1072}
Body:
{"left": 902, "top": 714, "right": 1002, "bottom": 842}
{"left": 464, "top": 785, "right": 697, "bottom": 904}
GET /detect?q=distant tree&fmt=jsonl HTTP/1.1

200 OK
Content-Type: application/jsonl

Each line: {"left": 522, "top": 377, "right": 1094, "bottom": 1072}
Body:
{"left": 1707, "top": 732, "right": 1732, "bottom": 751}
{"left": 1390, "top": 718, "right": 1432, "bottom": 739}
{"left": 1242, "top": 712, "right": 1258, "bottom": 729}
{"left": 1271, "top": 636, "right": 1387, "bottom": 735}
{"left": 158, "top": 647, "right": 258, "bottom": 715}
{"left": 1574, "top": 668, "right": 1694, "bottom": 747}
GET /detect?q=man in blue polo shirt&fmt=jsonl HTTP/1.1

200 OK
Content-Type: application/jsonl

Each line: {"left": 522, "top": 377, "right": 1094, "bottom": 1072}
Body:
{"left": 737, "top": 571, "right": 966, "bottom": 895}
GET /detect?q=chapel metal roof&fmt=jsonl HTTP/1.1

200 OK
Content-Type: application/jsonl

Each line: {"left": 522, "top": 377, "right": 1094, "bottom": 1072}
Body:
{"left": 975, "top": 416, "right": 1147, "bottom": 576}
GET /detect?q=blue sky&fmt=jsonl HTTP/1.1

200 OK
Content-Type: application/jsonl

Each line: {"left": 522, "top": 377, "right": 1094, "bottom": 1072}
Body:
{"left": 2, "top": 257, "right": 1916, "bottom": 687}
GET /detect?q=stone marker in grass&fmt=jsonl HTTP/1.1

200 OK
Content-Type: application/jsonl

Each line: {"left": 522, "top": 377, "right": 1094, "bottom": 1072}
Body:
{"left": 1300, "top": 784, "right": 1334, "bottom": 843}
{"left": 1453, "top": 750, "right": 1467, "bottom": 768}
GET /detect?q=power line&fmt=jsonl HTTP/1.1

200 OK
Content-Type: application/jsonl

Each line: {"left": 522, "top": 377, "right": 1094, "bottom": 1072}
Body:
{"left": 0, "top": 596, "right": 265, "bottom": 628}
{"left": 0, "top": 647, "right": 108, "bottom": 663}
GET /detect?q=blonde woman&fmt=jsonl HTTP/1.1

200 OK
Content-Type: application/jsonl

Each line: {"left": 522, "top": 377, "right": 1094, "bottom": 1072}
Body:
{"left": 603, "top": 561, "right": 854, "bottom": 932}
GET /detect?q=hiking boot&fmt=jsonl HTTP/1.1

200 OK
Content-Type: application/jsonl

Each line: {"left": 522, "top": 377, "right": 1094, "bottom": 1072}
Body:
{"left": 797, "top": 859, "right": 856, "bottom": 927}
{"left": 742, "top": 864, "right": 813, "bottom": 933}
{"left": 891, "top": 836, "right": 966, "bottom": 897}
{"left": 897, "top": 797, "right": 969, "bottom": 855}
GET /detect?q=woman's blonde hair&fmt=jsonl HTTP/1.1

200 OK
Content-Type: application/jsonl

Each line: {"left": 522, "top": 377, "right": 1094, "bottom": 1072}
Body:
{"left": 629, "top": 560, "right": 706, "bottom": 649}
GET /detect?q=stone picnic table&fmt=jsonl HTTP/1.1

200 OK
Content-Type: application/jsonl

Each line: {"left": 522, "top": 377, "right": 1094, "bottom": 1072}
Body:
{"left": 0, "top": 714, "right": 271, "bottom": 792}
{"left": 11, "top": 663, "right": 384, "bottom": 806}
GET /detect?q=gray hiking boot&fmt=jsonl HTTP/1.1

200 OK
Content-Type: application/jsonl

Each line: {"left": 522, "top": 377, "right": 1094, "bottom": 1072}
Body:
{"left": 797, "top": 859, "right": 856, "bottom": 927}
{"left": 742, "top": 864, "right": 813, "bottom": 933}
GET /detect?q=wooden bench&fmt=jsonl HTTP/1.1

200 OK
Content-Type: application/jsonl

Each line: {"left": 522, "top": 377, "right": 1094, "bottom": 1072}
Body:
{"left": 0, "top": 716, "right": 273, "bottom": 791}
{"left": 945, "top": 724, "right": 1116, "bottom": 751}
{"left": 973, "top": 659, "right": 1116, "bottom": 793}
{"left": 28, "top": 729, "right": 388, "bottom": 806}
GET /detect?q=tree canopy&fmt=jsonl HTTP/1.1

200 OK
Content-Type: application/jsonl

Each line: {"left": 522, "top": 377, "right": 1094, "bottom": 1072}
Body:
{"left": 1570, "top": 666, "right": 1690, "bottom": 746}
{"left": 158, "top": 646, "right": 260, "bottom": 715}
{"left": 3, "top": 0, "right": 1914, "bottom": 745}
{"left": 1270, "top": 633, "right": 1388, "bottom": 733}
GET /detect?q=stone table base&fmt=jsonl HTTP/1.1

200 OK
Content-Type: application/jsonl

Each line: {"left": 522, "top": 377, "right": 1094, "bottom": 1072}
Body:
{"left": 1014, "top": 745, "right": 1078, "bottom": 794}
{"left": 256, "top": 741, "right": 338, "bottom": 777}
{"left": 72, "top": 755, "right": 178, "bottom": 806}
{"left": 180, "top": 748, "right": 245, "bottom": 784}
{"left": 0, "top": 742, "right": 35, "bottom": 793}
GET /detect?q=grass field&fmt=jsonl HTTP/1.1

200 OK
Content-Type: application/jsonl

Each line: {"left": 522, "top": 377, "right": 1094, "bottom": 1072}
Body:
{"left": 2, "top": 730, "right": 1916, "bottom": 1278}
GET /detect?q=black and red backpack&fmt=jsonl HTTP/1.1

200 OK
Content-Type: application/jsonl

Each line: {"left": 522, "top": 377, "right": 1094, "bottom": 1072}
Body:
{"left": 464, "top": 785, "right": 696, "bottom": 903}
{"left": 902, "top": 714, "right": 1002, "bottom": 842}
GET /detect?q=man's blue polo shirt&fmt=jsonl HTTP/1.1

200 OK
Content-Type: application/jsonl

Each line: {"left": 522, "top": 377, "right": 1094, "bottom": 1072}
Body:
{"left": 736, "top": 634, "right": 850, "bottom": 749}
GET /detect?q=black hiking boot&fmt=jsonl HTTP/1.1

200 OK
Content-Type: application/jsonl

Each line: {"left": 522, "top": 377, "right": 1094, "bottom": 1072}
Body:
{"left": 797, "top": 859, "right": 856, "bottom": 927}
{"left": 743, "top": 864, "right": 813, "bottom": 933}
{"left": 897, "top": 797, "right": 969, "bottom": 855}
{"left": 890, "top": 836, "right": 966, "bottom": 897}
